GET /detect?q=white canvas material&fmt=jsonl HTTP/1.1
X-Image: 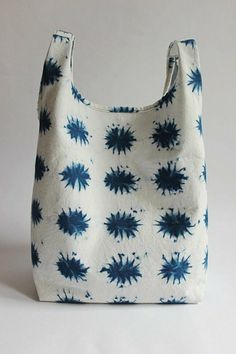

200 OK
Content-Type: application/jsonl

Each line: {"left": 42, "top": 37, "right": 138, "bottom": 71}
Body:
{"left": 31, "top": 30, "right": 208, "bottom": 304}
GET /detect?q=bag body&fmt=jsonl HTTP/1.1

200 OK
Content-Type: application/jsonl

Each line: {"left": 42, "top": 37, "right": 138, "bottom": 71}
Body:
{"left": 31, "top": 30, "right": 208, "bottom": 304}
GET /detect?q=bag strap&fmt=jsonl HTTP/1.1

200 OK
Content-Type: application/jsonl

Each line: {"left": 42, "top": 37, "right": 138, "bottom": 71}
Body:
{"left": 37, "top": 30, "right": 75, "bottom": 113}
{"left": 39, "top": 30, "right": 75, "bottom": 92}
{"left": 177, "top": 38, "right": 202, "bottom": 115}
{"left": 177, "top": 39, "right": 201, "bottom": 73}
{"left": 163, "top": 40, "right": 180, "bottom": 95}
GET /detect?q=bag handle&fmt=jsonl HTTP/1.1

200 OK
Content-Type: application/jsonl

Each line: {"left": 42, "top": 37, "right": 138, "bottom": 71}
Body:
{"left": 38, "top": 30, "right": 75, "bottom": 93}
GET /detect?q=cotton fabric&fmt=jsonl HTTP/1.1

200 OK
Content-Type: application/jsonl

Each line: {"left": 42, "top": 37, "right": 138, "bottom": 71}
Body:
{"left": 31, "top": 30, "right": 208, "bottom": 304}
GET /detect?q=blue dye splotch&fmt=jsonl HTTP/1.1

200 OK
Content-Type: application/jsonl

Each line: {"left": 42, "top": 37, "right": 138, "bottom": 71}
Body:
{"left": 104, "top": 166, "right": 140, "bottom": 194}
{"left": 56, "top": 252, "right": 89, "bottom": 282}
{"left": 39, "top": 108, "right": 52, "bottom": 134}
{"left": 187, "top": 68, "right": 202, "bottom": 94}
{"left": 56, "top": 289, "right": 83, "bottom": 304}
{"left": 31, "top": 199, "right": 43, "bottom": 226}
{"left": 199, "top": 162, "right": 207, "bottom": 183}
{"left": 158, "top": 252, "right": 192, "bottom": 284}
{"left": 180, "top": 39, "right": 195, "bottom": 48}
{"left": 196, "top": 115, "right": 203, "bottom": 135}
{"left": 109, "top": 106, "right": 139, "bottom": 113}
{"left": 65, "top": 116, "right": 89, "bottom": 145}
{"left": 57, "top": 208, "right": 90, "bottom": 238}
{"left": 155, "top": 209, "right": 195, "bottom": 242}
{"left": 152, "top": 160, "right": 188, "bottom": 195}
{"left": 40, "top": 57, "right": 62, "bottom": 92}
{"left": 150, "top": 118, "right": 181, "bottom": 150}
{"left": 71, "top": 83, "right": 91, "bottom": 105}
{"left": 111, "top": 296, "right": 137, "bottom": 304}
{"left": 35, "top": 155, "right": 49, "bottom": 181}
{"left": 85, "top": 291, "right": 93, "bottom": 300}
{"left": 100, "top": 253, "right": 142, "bottom": 287}
{"left": 155, "top": 85, "right": 176, "bottom": 110}
{"left": 59, "top": 162, "right": 90, "bottom": 191}
{"left": 31, "top": 242, "right": 41, "bottom": 267}
{"left": 203, "top": 246, "right": 208, "bottom": 270}
{"left": 53, "top": 34, "right": 70, "bottom": 43}
{"left": 204, "top": 208, "right": 208, "bottom": 228}
{"left": 160, "top": 296, "right": 187, "bottom": 304}
{"left": 105, "top": 124, "right": 136, "bottom": 154}
{"left": 104, "top": 211, "right": 141, "bottom": 241}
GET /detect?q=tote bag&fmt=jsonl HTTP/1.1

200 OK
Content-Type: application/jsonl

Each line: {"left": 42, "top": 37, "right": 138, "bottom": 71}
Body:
{"left": 31, "top": 30, "right": 208, "bottom": 304}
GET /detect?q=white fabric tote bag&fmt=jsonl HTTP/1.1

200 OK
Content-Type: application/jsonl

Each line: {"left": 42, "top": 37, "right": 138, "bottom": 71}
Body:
{"left": 31, "top": 30, "right": 208, "bottom": 304}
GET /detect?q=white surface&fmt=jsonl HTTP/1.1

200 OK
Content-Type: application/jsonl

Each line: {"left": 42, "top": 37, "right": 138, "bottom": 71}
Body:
{"left": 0, "top": 0, "right": 236, "bottom": 353}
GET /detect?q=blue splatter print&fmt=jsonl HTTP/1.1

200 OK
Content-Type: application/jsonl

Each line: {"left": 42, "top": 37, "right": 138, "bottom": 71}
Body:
{"left": 203, "top": 247, "right": 208, "bottom": 270}
{"left": 155, "top": 85, "right": 176, "bottom": 110}
{"left": 53, "top": 34, "right": 69, "bottom": 43}
{"left": 158, "top": 252, "right": 192, "bottom": 284}
{"left": 156, "top": 209, "right": 195, "bottom": 242}
{"left": 71, "top": 83, "right": 91, "bottom": 105}
{"left": 100, "top": 253, "right": 142, "bottom": 287}
{"left": 109, "top": 106, "right": 139, "bottom": 113}
{"left": 104, "top": 211, "right": 141, "bottom": 241}
{"left": 35, "top": 155, "right": 49, "bottom": 181}
{"left": 56, "top": 252, "right": 89, "bottom": 282}
{"left": 160, "top": 296, "right": 187, "bottom": 304}
{"left": 150, "top": 118, "right": 180, "bottom": 150}
{"left": 31, "top": 199, "right": 43, "bottom": 226}
{"left": 187, "top": 68, "right": 202, "bottom": 94}
{"left": 104, "top": 166, "right": 140, "bottom": 194}
{"left": 40, "top": 57, "right": 62, "bottom": 91}
{"left": 59, "top": 162, "right": 90, "bottom": 191}
{"left": 39, "top": 108, "right": 52, "bottom": 134}
{"left": 56, "top": 289, "right": 83, "bottom": 303}
{"left": 57, "top": 208, "right": 90, "bottom": 238}
{"left": 65, "top": 116, "right": 89, "bottom": 145}
{"left": 180, "top": 39, "right": 195, "bottom": 48}
{"left": 31, "top": 242, "right": 41, "bottom": 267}
{"left": 200, "top": 162, "right": 207, "bottom": 182}
{"left": 196, "top": 115, "right": 203, "bottom": 135}
{"left": 111, "top": 296, "right": 137, "bottom": 304}
{"left": 105, "top": 124, "right": 136, "bottom": 154}
{"left": 152, "top": 161, "right": 188, "bottom": 195}
{"left": 204, "top": 208, "right": 208, "bottom": 228}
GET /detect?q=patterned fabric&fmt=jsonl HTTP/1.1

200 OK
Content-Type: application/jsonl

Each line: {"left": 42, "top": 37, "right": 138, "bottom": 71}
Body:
{"left": 31, "top": 30, "right": 208, "bottom": 304}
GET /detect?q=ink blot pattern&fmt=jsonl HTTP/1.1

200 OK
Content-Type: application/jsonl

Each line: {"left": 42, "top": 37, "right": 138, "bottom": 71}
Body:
{"left": 150, "top": 118, "right": 181, "bottom": 150}
{"left": 65, "top": 116, "right": 89, "bottom": 145}
{"left": 187, "top": 68, "right": 202, "bottom": 94}
{"left": 100, "top": 253, "right": 142, "bottom": 287}
{"left": 158, "top": 252, "right": 192, "bottom": 284}
{"left": 56, "top": 252, "right": 89, "bottom": 282}
{"left": 152, "top": 160, "right": 188, "bottom": 195}
{"left": 57, "top": 208, "right": 90, "bottom": 238}
{"left": 105, "top": 124, "right": 136, "bottom": 154}
{"left": 155, "top": 209, "right": 195, "bottom": 242}
{"left": 104, "top": 166, "right": 140, "bottom": 194}
{"left": 104, "top": 211, "right": 141, "bottom": 241}
{"left": 59, "top": 162, "right": 90, "bottom": 191}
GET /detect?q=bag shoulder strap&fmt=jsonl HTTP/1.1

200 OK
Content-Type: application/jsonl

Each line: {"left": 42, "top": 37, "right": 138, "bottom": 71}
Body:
{"left": 38, "top": 30, "right": 75, "bottom": 92}
{"left": 176, "top": 39, "right": 202, "bottom": 113}
{"left": 37, "top": 30, "right": 75, "bottom": 113}
{"left": 178, "top": 38, "right": 201, "bottom": 68}
{"left": 162, "top": 40, "right": 180, "bottom": 95}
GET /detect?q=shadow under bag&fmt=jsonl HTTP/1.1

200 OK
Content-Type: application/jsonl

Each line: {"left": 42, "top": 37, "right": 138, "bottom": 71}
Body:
{"left": 31, "top": 30, "right": 208, "bottom": 304}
